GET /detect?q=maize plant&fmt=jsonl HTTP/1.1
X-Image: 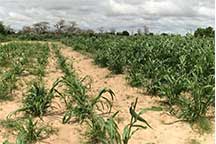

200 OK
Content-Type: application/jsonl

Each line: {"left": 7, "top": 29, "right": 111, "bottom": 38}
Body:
{"left": 8, "top": 80, "right": 60, "bottom": 118}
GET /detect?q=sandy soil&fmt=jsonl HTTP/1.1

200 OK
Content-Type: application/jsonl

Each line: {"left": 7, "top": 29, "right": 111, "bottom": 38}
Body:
{"left": 0, "top": 74, "right": 36, "bottom": 143}
{"left": 0, "top": 41, "right": 215, "bottom": 144}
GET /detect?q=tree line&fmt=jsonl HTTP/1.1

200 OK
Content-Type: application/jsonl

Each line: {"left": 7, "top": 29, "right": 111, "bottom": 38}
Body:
{"left": 0, "top": 20, "right": 215, "bottom": 37}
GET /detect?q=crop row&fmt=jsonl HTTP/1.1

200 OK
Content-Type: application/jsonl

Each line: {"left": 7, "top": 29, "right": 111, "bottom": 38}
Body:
{"left": 52, "top": 44, "right": 155, "bottom": 143}
{"left": 62, "top": 35, "right": 215, "bottom": 123}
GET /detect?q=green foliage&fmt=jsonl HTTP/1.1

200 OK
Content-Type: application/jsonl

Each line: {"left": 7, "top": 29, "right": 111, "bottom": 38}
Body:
{"left": 62, "top": 34, "right": 214, "bottom": 123}
{"left": 54, "top": 44, "right": 115, "bottom": 123}
{"left": 62, "top": 76, "right": 115, "bottom": 123}
{"left": 195, "top": 117, "right": 212, "bottom": 134}
{"left": 0, "top": 119, "right": 21, "bottom": 130}
{"left": 86, "top": 112, "right": 121, "bottom": 144}
{"left": 53, "top": 43, "right": 121, "bottom": 143}
{"left": 0, "top": 42, "right": 50, "bottom": 101}
{"left": 1, "top": 117, "right": 52, "bottom": 144}
{"left": 0, "top": 34, "right": 8, "bottom": 42}
{"left": 194, "top": 27, "right": 215, "bottom": 38}
{"left": 0, "top": 22, "right": 14, "bottom": 35}
{"left": 2, "top": 140, "right": 11, "bottom": 144}
{"left": 122, "top": 98, "right": 155, "bottom": 144}
{"left": 188, "top": 139, "right": 201, "bottom": 144}
{"left": 8, "top": 80, "right": 59, "bottom": 117}
{"left": 121, "top": 31, "right": 130, "bottom": 36}
{"left": 15, "top": 117, "right": 50, "bottom": 144}
{"left": 61, "top": 74, "right": 90, "bottom": 123}
{"left": 0, "top": 22, "right": 6, "bottom": 35}
{"left": 0, "top": 78, "right": 14, "bottom": 100}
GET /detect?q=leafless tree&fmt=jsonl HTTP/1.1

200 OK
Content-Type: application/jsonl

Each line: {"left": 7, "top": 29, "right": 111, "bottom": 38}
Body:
{"left": 54, "top": 19, "right": 66, "bottom": 34}
{"left": 65, "top": 21, "right": 78, "bottom": 34}
{"left": 22, "top": 26, "right": 33, "bottom": 33}
{"left": 32, "top": 21, "right": 50, "bottom": 34}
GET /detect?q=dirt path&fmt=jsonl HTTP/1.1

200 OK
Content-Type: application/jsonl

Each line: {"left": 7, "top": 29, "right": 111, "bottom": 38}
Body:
{"left": 60, "top": 44, "right": 215, "bottom": 144}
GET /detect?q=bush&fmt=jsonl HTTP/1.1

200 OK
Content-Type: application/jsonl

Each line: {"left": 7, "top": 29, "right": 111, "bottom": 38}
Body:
{"left": 194, "top": 27, "right": 215, "bottom": 38}
{"left": 122, "top": 31, "right": 130, "bottom": 36}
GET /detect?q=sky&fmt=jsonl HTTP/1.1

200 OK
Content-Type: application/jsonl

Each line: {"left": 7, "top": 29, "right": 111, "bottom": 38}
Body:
{"left": 0, "top": 0, "right": 215, "bottom": 34}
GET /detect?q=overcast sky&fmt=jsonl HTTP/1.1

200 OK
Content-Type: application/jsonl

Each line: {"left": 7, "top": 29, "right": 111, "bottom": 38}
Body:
{"left": 0, "top": 0, "right": 214, "bottom": 34}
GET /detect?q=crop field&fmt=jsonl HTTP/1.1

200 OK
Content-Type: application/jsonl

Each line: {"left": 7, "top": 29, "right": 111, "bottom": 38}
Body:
{"left": 0, "top": 35, "right": 215, "bottom": 144}
{"left": 62, "top": 35, "right": 215, "bottom": 122}
{"left": 0, "top": 42, "right": 50, "bottom": 101}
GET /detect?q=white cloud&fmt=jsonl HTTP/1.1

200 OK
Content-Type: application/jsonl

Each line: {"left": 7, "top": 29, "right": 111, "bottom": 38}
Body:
{"left": 0, "top": 0, "right": 214, "bottom": 34}
{"left": 0, "top": 7, "right": 8, "bottom": 18}
{"left": 197, "top": 6, "right": 214, "bottom": 18}
{"left": 8, "top": 12, "right": 31, "bottom": 21}
{"left": 107, "top": 0, "right": 139, "bottom": 15}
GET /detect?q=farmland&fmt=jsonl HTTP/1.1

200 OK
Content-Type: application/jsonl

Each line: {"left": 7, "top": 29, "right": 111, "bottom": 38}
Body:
{"left": 0, "top": 34, "right": 215, "bottom": 144}
{"left": 62, "top": 35, "right": 215, "bottom": 122}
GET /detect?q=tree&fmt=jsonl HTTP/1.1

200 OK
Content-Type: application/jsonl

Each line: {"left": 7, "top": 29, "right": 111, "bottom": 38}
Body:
{"left": 116, "top": 32, "right": 122, "bottom": 35}
{"left": 161, "top": 33, "right": 168, "bottom": 36}
{"left": 0, "top": 22, "right": 6, "bottom": 35}
{"left": 0, "top": 22, "right": 14, "bottom": 35}
{"left": 65, "top": 21, "right": 78, "bottom": 34}
{"left": 122, "top": 30, "right": 130, "bottom": 36}
{"left": 32, "top": 21, "right": 50, "bottom": 34}
{"left": 54, "top": 19, "right": 66, "bottom": 34}
{"left": 116, "top": 31, "right": 130, "bottom": 36}
{"left": 148, "top": 32, "right": 154, "bottom": 36}
{"left": 21, "top": 26, "right": 33, "bottom": 33}
{"left": 5, "top": 25, "right": 15, "bottom": 34}
{"left": 194, "top": 27, "right": 215, "bottom": 37}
